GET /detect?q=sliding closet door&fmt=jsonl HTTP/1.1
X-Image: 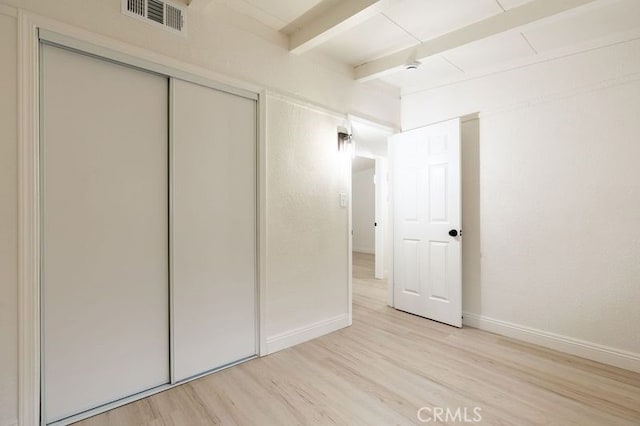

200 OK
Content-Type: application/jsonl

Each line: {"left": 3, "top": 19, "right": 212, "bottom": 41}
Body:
{"left": 41, "top": 44, "right": 170, "bottom": 423}
{"left": 172, "top": 79, "right": 257, "bottom": 381}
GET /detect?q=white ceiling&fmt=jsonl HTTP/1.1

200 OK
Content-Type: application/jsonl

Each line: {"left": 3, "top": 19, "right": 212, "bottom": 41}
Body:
{"left": 218, "top": 0, "right": 324, "bottom": 30}
{"left": 381, "top": 0, "right": 503, "bottom": 43}
{"left": 217, "top": 0, "right": 640, "bottom": 92}
{"left": 317, "top": 13, "right": 416, "bottom": 65}
{"left": 523, "top": 0, "right": 640, "bottom": 53}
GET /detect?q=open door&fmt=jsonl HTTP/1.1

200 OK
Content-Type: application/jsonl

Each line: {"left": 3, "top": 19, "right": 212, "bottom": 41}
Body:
{"left": 390, "top": 118, "right": 462, "bottom": 327}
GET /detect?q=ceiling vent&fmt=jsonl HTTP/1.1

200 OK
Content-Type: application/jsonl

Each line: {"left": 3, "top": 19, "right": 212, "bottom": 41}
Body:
{"left": 122, "top": 0, "right": 186, "bottom": 35}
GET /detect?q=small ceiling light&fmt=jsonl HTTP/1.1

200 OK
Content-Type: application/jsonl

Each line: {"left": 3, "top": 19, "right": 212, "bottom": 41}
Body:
{"left": 405, "top": 60, "right": 421, "bottom": 71}
{"left": 404, "top": 47, "right": 422, "bottom": 71}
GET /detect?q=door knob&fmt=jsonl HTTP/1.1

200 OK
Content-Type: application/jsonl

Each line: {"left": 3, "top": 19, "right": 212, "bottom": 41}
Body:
{"left": 448, "top": 229, "right": 458, "bottom": 237}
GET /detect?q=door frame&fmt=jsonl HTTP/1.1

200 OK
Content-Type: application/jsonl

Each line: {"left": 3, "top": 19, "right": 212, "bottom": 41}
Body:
{"left": 346, "top": 115, "right": 396, "bottom": 310}
{"left": 17, "top": 11, "right": 267, "bottom": 426}
{"left": 373, "top": 157, "right": 389, "bottom": 281}
{"left": 350, "top": 153, "right": 386, "bottom": 276}
{"left": 387, "top": 137, "right": 395, "bottom": 308}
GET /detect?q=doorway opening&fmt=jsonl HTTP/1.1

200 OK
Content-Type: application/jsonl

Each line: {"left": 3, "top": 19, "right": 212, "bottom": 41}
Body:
{"left": 348, "top": 117, "right": 394, "bottom": 314}
{"left": 351, "top": 157, "right": 385, "bottom": 307}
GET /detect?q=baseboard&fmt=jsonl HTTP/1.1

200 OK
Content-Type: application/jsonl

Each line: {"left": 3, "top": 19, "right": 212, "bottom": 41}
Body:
{"left": 462, "top": 312, "right": 640, "bottom": 373}
{"left": 1, "top": 419, "right": 17, "bottom": 426}
{"left": 353, "top": 248, "right": 375, "bottom": 255}
{"left": 265, "top": 314, "right": 350, "bottom": 354}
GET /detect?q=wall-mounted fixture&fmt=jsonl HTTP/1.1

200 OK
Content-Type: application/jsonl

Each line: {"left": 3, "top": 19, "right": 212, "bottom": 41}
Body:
{"left": 338, "top": 131, "right": 352, "bottom": 152}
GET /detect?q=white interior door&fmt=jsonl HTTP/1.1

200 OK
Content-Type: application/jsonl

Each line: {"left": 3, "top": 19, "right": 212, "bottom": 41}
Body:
{"left": 41, "top": 44, "right": 170, "bottom": 423}
{"left": 391, "top": 118, "right": 462, "bottom": 327}
{"left": 172, "top": 79, "right": 257, "bottom": 381}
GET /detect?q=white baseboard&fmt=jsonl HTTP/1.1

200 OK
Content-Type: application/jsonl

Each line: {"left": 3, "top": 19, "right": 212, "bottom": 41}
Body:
{"left": 266, "top": 314, "right": 350, "bottom": 354}
{"left": 1, "top": 419, "right": 17, "bottom": 426}
{"left": 462, "top": 312, "right": 640, "bottom": 373}
{"left": 353, "top": 248, "right": 375, "bottom": 255}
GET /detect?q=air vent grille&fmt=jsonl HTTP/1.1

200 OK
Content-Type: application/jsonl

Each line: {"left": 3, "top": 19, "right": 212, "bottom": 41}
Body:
{"left": 127, "top": 0, "right": 145, "bottom": 16}
{"left": 122, "top": 0, "right": 186, "bottom": 35}
{"left": 165, "top": 5, "right": 184, "bottom": 31}
{"left": 147, "top": 0, "right": 164, "bottom": 24}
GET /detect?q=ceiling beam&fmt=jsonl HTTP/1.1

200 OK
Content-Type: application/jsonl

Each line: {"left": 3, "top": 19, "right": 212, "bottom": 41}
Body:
{"left": 354, "top": 0, "right": 601, "bottom": 81}
{"left": 289, "top": 0, "right": 387, "bottom": 55}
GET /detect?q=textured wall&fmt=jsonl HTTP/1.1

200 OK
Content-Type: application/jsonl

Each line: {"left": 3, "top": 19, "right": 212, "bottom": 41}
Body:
{"left": 0, "top": 10, "right": 17, "bottom": 426}
{"left": 402, "top": 38, "right": 640, "bottom": 356}
{"left": 265, "top": 95, "right": 350, "bottom": 339}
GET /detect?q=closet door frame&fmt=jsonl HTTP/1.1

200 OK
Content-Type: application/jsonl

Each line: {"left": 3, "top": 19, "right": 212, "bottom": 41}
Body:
{"left": 17, "top": 13, "right": 267, "bottom": 426}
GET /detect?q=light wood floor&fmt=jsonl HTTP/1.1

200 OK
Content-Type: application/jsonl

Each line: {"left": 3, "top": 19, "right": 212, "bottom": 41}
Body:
{"left": 78, "top": 252, "right": 640, "bottom": 425}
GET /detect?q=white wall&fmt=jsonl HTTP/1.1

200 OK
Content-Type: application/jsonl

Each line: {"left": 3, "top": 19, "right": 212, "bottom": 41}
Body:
{"left": 265, "top": 96, "right": 351, "bottom": 351}
{"left": 352, "top": 166, "right": 376, "bottom": 254}
{"left": 0, "top": 9, "right": 18, "bottom": 426}
{"left": 402, "top": 37, "right": 640, "bottom": 370}
{"left": 0, "top": 2, "right": 399, "bottom": 425}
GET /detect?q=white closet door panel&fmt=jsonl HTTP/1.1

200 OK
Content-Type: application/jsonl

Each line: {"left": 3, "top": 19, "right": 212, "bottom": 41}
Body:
{"left": 42, "top": 44, "right": 170, "bottom": 423}
{"left": 173, "top": 79, "right": 257, "bottom": 381}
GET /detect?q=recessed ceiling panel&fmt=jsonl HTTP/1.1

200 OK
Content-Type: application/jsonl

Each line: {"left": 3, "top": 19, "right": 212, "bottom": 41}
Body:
{"left": 442, "top": 31, "right": 535, "bottom": 73}
{"left": 217, "top": 0, "right": 286, "bottom": 29}
{"left": 523, "top": 0, "right": 640, "bottom": 53}
{"left": 383, "top": 0, "right": 503, "bottom": 42}
{"left": 496, "top": 0, "right": 534, "bottom": 10}
{"left": 280, "top": 0, "right": 344, "bottom": 34}
{"left": 379, "top": 55, "right": 463, "bottom": 90}
{"left": 318, "top": 14, "right": 417, "bottom": 66}
{"left": 226, "top": 0, "right": 324, "bottom": 30}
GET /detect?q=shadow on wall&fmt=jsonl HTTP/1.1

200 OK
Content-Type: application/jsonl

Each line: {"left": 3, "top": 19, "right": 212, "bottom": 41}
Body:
{"left": 461, "top": 114, "right": 481, "bottom": 316}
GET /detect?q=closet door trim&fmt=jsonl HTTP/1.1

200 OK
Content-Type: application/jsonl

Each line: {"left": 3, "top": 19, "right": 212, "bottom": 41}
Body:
{"left": 16, "top": 19, "right": 263, "bottom": 425}
{"left": 39, "top": 29, "right": 259, "bottom": 102}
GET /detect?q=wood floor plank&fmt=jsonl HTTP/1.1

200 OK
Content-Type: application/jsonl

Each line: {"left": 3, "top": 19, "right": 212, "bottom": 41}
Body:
{"left": 77, "top": 252, "right": 640, "bottom": 425}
